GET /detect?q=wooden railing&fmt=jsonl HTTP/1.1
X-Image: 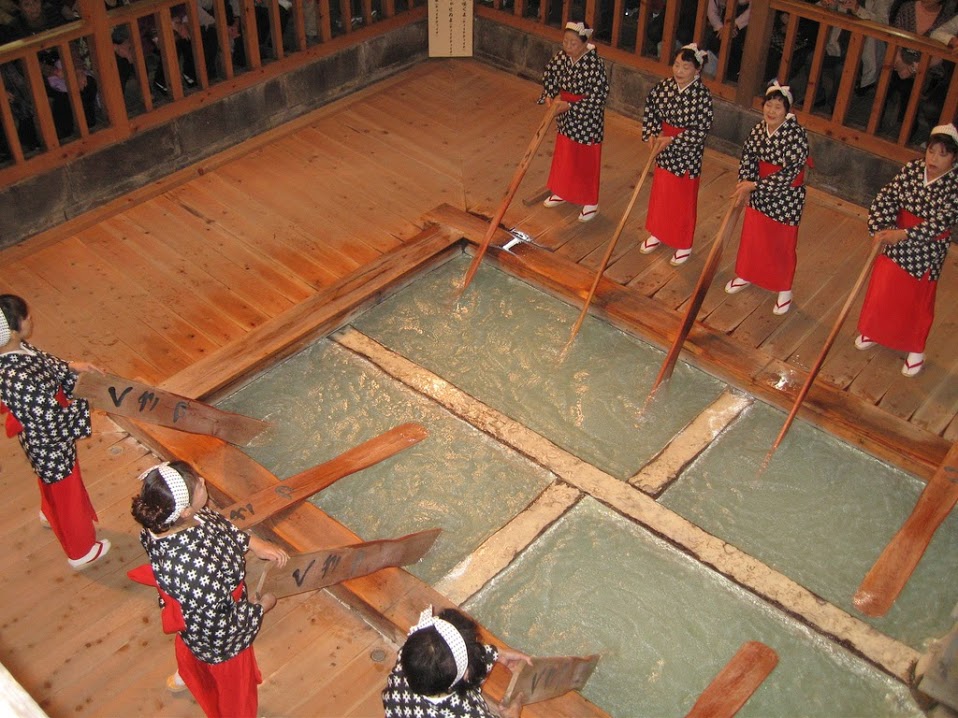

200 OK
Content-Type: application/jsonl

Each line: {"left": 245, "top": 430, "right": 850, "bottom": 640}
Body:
{"left": 479, "top": 0, "right": 958, "bottom": 164}
{"left": 0, "top": 0, "right": 425, "bottom": 186}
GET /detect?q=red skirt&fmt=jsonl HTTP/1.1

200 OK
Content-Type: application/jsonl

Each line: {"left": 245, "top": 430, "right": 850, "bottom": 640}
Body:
{"left": 645, "top": 167, "right": 700, "bottom": 249}
{"left": 857, "top": 255, "right": 937, "bottom": 353}
{"left": 38, "top": 462, "right": 98, "bottom": 560}
{"left": 176, "top": 636, "right": 262, "bottom": 718}
{"left": 547, "top": 133, "right": 601, "bottom": 206}
{"left": 734, "top": 207, "right": 799, "bottom": 291}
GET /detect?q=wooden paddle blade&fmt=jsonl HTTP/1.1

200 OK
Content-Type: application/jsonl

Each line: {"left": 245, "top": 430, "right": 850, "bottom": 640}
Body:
{"left": 252, "top": 528, "right": 441, "bottom": 599}
{"left": 650, "top": 201, "right": 742, "bottom": 395}
{"left": 224, "top": 422, "right": 428, "bottom": 529}
{"left": 75, "top": 371, "right": 269, "bottom": 446}
{"left": 685, "top": 641, "right": 778, "bottom": 718}
{"left": 769, "top": 237, "right": 885, "bottom": 456}
{"left": 460, "top": 103, "right": 559, "bottom": 293}
{"left": 854, "top": 441, "right": 958, "bottom": 617}
{"left": 501, "top": 654, "right": 600, "bottom": 708}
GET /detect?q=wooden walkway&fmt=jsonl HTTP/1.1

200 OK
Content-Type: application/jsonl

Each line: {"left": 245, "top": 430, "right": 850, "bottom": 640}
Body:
{"left": 0, "top": 58, "right": 954, "bottom": 717}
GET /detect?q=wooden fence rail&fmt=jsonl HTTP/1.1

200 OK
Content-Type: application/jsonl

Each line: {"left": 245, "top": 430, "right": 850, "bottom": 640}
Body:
{"left": 2, "top": 0, "right": 955, "bottom": 190}
{"left": 0, "top": 0, "right": 424, "bottom": 186}
{"left": 481, "top": 0, "right": 957, "bottom": 164}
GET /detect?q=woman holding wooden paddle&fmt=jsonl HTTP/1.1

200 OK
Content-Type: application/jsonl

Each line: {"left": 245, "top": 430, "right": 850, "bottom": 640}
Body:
{"left": 0, "top": 294, "right": 111, "bottom": 569}
{"left": 539, "top": 21, "right": 609, "bottom": 223}
{"left": 640, "top": 43, "right": 714, "bottom": 266}
{"left": 726, "top": 83, "right": 810, "bottom": 316}
{"left": 854, "top": 123, "right": 958, "bottom": 377}
{"left": 131, "top": 460, "right": 289, "bottom": 718}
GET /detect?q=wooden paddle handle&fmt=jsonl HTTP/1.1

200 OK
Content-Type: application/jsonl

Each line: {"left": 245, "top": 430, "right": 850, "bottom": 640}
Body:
{"left": 650, "top": 200, "right": 743, "bottom": 394}
{"left": 567, "top": 153, "right": 656, "bottom": 343}
{"left": 460, "top": 102, "right": 559, "bottom": 293}
{"left": 769, "top": 236, "right": 884, "bottom": 454}
{"left": 685, "top": 641, "right": 778, "bottom": 718}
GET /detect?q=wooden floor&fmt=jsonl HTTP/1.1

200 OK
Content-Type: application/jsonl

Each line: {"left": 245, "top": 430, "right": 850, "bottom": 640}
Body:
{"left": 0, "top": 58, "right": 954, "bottom": 717}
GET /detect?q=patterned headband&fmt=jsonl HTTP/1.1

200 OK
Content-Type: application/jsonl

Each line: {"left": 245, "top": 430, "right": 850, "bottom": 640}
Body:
{"left": 139, "top": 462, "right": 191, "bottom": 526}
{"left": 409, "top": 606, "right": 469, "bottom": 690}
{"left": 766, "top": 81, "right": 793, "bottom": 107}
{"left": 930, "top": 123, "right": 958, "bottom": 144}
{"left": 564, "top": 21, "right": 593, "bottom": 39}
{"left": 680, "top": 43, "right": 708, "bottom": 66}
{"left": 0, "top": 310, "right": 9, "bottom": 347}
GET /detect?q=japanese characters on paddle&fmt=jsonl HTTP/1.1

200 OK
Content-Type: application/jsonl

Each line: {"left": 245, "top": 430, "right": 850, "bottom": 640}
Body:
{"left": 130, "top": 460, "right": 289, "bottom": 718}
{"left": 383, "top": 606, "right": 531, "bottom": 718}
{"left": 854, "top": 122, "right": 958, "bottom": 378}
{"left": 640, "top": 42, "right": 714, "bottom": 267}
{"left": 726, "top": 83, "right": 811, "bottom": 316}
{"left": 0, "top": 294, "right": 110, "bottom": 569}
{"left": 539, "top": 21, "right": 610, "bottom": 223}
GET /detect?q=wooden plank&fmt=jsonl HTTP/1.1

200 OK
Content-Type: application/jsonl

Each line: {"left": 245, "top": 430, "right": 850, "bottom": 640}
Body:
{"left": 75, "top": 370, "right": 270, "bottom": 445}
{"left": 223, "top": 422, "right": 428, "bottom": 529}
{"left": 685, "top": 642, "right": 778, "bottom": 718}
{"left": 251, "top": 528, "right": 441, "bottom": 598}
{"left": 503, "top": 654, "right": 600, "bottom": 707}
{"left": 854, "top": 441, "right": 958, "bottom": 617}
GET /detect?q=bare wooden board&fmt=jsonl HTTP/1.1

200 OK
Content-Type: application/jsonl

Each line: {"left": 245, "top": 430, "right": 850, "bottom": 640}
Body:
{"left": 854, "top": 440, "right": 958, "bottom": 617}
{"left": 251, "top": 528, "right": 441, "bottom": 598}
{"left": 685, "top": 642, "right": 778, "bottom": 718}
{"left": 75, "top": 370, "right": 269, "bottom": 446}
{"left": 501, "top": 654, "right": 600, "bottom": 708}
{"left": 223, "top": 422, "right": 428, "bottom": 529}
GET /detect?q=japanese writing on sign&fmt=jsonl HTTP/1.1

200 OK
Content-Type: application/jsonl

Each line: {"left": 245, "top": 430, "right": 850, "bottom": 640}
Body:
{"left": 428, "top": 0, "right": 473, "bottom": 57}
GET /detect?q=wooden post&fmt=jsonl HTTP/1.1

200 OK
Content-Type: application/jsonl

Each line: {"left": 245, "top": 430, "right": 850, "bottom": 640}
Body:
{"left": 735, "top": 0, "right": 773, "bottom": 107}
{"left": 77, "top": 0, "right": 128, "bottom": 132}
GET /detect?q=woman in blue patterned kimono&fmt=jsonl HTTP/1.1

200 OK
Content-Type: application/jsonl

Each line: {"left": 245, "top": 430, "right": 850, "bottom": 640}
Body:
{"left": 0, "top": 294, "right": 110, "bottom": 569}
{"left": 726, "top": 83, "right": 810, "bottom": 315}
{"left": 641, "top": 43, "right": 714, "bottom": 266}
{"left": 855, "top": 123, "right": 958, "bottom": 377}
{"left": 540, "top": 21, "right": 610, "bottom": 223}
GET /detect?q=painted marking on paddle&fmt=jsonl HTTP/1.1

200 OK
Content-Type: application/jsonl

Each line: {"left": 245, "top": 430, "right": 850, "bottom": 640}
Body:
{"left": 172, "top": 400, "right": 189, "bottom": 423}
{"left": 292, "top": 559, "right": 316, "bottom": 587}
{"left": 229, "top": 503, "right": 255, "bottom": 522}
{"left": 275, "top": 485, "right": 294, "bottom": 499}
{"left": 107, "top": 385, "right": 133, "bottom": 407}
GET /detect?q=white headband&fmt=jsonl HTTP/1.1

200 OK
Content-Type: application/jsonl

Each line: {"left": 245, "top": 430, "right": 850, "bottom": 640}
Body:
{"left": 930, "top": 123, "right": 958, "bottom": 144}
{"left": 409, "top": 606, "right": 469, "bottom": 690}
{"left": 766, "top": 81, "right": 793, "bottom": 107}
{"left": 140, "top": 462, "right": 191, "bottom": 526}
{"left": 564, "top": 21, "right": 593, "bottom": 39}
{"left": 680, "top": 43, "right": 708, "bottom": 66}
{"left": 0, "top": 311, "right": 9, "bottom": 346}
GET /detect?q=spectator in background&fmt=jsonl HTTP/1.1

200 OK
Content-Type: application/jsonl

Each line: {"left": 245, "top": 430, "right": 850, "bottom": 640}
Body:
{"left": 706, "top": 0, "right": 750, "bottom": 80}
{"left": 884, "top": 0, "right": 954, "bottom": 140}
{"left": 44, "top": 49, "right": 98, "bottom": 138}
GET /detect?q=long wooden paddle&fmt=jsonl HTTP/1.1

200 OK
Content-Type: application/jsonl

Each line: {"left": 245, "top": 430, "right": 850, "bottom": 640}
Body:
{"left": 648, "top": 200, "right": 743, "bottom": 397}
{"left": 854, "top": 440, "right": 958, "bottom": 617}
{"left": 766, "top": 237, "right": 884, "bottom": 458}
{"left": 75, "top": 370, "right": 269, "bottom": 446}
{"left": 685, "top": 641, "right": 778, "bottom": 718}
{"left": 222, "top": 422, "right": 427, "bottom": 530}
{"left": 566, "top": 154, "right": 656, "bottom": 344}
{"left": 459, "top": 102, "right": 559, "bottom": 294}
{"left": 251, "top": 528, "right": 441, "bottom": 598}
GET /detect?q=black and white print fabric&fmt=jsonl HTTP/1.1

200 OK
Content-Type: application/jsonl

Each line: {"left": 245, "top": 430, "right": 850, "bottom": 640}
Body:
{"left": 540, "top": 47, "right": 609, "bottom": 145}
{"left": 142, "top": 507, "right": 262, "bottom": 664}
{"left": 869, "top": 159, "right": 958, "bottom": 280}
{"left": 642, "top": 77, "right": 713, "bottom": 177}
{"left": 382, "top": 644, "right": 498, "bottom": 718}
{"left": 0, "top": 341, "right": 91, "bottom": 483}
{"left": 739, "top": 115, "right": 810, "bottom": 226}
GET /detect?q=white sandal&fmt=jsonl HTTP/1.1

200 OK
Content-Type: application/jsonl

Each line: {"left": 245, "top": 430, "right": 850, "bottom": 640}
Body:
{"left": 901, "top": 353, "right": 925, "bottom": 377}
{"left": 773, "top": 291, "right": 792, "bottom": 315}
{"left": 670, "top": 249, "right": 692, "bottom": 266}
{"left": 854, "top": 334, "right": 876, "bottom": 350}
{"left": 543, "top": 194, "right": 565, "bottom": 208}
{"left": 724, "top": 277, "right": 751, "bottom": 294}
{"left": 67, "top": 539, "right": 111, "bottom": 570}
{"left": 640, "top": 236, "right": 662, "bottom": 254}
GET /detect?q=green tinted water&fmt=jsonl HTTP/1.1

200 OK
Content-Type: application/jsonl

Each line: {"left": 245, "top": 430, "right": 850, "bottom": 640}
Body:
{"left": 219, "top": 257, "right": 947, "bottom": 716}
